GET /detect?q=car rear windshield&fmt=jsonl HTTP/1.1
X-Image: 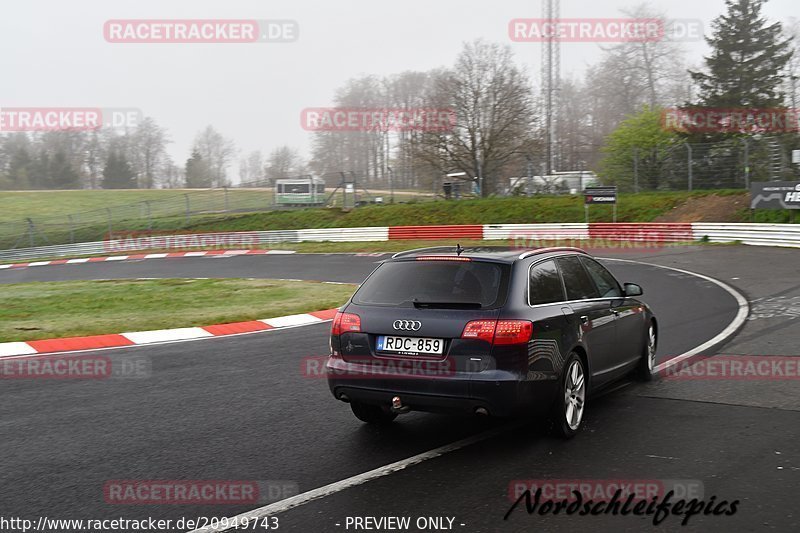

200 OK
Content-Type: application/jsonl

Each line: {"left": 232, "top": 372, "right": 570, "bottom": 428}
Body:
{"left": 352, "top": 260, "right": 510, "bottom": 308}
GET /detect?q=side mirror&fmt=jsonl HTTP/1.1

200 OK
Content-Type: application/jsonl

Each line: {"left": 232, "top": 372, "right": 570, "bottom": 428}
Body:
{"left": 624, "top": 283, "right": 643, "bottom": 297}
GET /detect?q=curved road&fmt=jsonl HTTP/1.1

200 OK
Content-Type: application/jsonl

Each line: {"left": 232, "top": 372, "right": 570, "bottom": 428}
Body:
{"left": 1, "top": 246, "right": 798, "bottom": 532}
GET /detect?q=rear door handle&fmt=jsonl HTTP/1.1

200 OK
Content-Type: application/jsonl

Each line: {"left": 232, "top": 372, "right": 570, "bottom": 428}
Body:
{"left": 580, "top": 315, "right": 589, "bottom": 325}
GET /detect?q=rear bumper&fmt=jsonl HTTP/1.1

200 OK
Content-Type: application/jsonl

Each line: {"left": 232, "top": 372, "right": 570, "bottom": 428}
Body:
{"left": 327, "top": 358, "right": 558, "bottom": 418}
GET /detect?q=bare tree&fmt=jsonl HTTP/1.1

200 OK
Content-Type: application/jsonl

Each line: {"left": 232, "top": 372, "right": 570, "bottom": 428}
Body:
{"left": 265, "top": 146, "right": 305, "bottom": 184}
{"left": 605, "top": 3, "right": 690, "bottom": 109}
{"left": 239, "top": 150, "right": 267, "bottom": 185}
{"left": 309, "top": 75, "right": 388, "bottom": 184}
{"left": 783, "top": 17, "right": 800, "bottom": 110}
{"left": 192, "top": 125, "right": 236, "bottom": 187}
{"left": 131, "top": 117, "right": 170, "bottom": 188}
{"left": 418, "top": 40, "right": 537, "bottom": 196}
{"left": 160, "top": 155, "right": 184, "bottom": 188}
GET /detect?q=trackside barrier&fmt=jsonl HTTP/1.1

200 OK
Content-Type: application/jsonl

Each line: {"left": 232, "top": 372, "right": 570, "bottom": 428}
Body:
{"left": 691, "top": 223, "right": 800, "bottom": 248}
{"left": 484, "top": 223, "right": 589, "bottom": 241}
{"left": 388, "top": 225, "right": 483, "bottom": 240}
{"left": 589, "top": 223, "right": 694, "bottom": 243}
{"left": 1, "top": 223, "right": 800, "bottom": 262}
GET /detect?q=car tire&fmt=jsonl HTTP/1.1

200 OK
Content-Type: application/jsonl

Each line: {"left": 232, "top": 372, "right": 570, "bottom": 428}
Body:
{"left": 637, "top": 321, "right": 657, "bottom": 382}
{"left": 550, "top": 352, "right": 587, "bottom": 439}
{"left": 350, "top": 402, "right": 398, "bottom": 425}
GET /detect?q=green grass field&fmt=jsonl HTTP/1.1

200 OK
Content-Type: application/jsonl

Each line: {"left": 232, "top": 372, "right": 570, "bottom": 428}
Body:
{"left": 0, "top": 189, "right": 224, "bottom": 223}
{"left": 188, "top": 190, "right": 743, "bottom": 232}
{"left": 0, "top": 188, "right": 432, "bottom": 224}
{"left": 0, "top": 278, "right": 355, "bottom": 342}
{"left": 1, "top": 189, "right": 762, "bottom": 252}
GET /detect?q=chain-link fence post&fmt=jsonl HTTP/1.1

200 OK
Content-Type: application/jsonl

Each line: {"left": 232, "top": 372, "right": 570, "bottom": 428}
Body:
{"left": 685, "top": 143, "right": 693, "bottom": 191}
{"left": 224, "top": 187, "right": 230, "bottom": 212}
{"left": 68, "top": 214, "right": 75, "bottom": 243}
{"left": 184, "top": 194, "right": 191, "bottom": 225}
{"left": 742, "top": 138, "right": 750, "bottom": 189}
{"left": 26, "top": 218, "right": 35, "bottom": 247}
{"left": 106, "top": 208, "right": 113, "bottom": 236}
{"left": 144, "top": 201, "right": 152, "bottom": 230}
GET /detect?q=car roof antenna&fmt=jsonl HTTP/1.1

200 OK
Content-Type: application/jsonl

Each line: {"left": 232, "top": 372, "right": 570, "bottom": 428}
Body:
{"left": 456, "top": 243, "right": 463, "bottom": 256}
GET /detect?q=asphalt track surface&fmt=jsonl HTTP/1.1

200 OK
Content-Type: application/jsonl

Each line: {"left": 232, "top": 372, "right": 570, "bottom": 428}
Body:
{"left": 1, "top": 246, "right": 798, "bottom": 532}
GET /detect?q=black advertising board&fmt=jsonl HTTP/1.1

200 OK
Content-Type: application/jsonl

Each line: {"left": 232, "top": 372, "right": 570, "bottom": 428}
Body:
{"left": 584, "top": 186, "right": 617, "bottom": 205}
{"left": 750, "top": 182, "right": 800, "bottom": 210}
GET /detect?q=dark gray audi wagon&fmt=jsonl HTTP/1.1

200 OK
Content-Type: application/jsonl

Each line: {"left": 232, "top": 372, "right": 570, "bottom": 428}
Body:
{"left": 326, "top": 246, "right": 657, "bottom": 437}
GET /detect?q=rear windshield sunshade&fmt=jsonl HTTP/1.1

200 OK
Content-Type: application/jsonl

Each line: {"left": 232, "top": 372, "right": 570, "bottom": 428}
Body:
{"left": 352, "top": 260, "right": 510, "bottom": 308}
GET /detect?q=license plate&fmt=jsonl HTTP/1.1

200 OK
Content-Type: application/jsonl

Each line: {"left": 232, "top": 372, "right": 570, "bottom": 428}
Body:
{"left": 376, "top": 336, "right": 444, "bottom": 355}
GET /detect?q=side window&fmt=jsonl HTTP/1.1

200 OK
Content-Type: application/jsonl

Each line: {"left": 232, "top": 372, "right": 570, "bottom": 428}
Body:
{"left": 556, "top": 256, "right": 601, "bottom": 301}
{"left": 528, "top": 260, "right": 565, "bottom": 305}
{"left": 580, "top": 257, "right": 623, "bottom": 298}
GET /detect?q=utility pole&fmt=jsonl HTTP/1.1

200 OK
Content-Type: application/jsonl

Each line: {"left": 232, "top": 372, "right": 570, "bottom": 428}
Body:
{"left": 526, "top": 156, "right": 533, "bottom": 197}
{"left": 542, "top": 0, "right": 561, "bottom": 175}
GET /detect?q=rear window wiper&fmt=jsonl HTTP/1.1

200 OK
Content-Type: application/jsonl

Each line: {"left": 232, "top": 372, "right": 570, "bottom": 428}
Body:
{"left": 412, "top": 300, "right": 483, "bottom": 309}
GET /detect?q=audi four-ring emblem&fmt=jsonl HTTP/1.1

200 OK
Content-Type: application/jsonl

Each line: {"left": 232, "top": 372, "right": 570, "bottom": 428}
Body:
{"left": 393, "top": 320, "right": 422, "bottom": 331}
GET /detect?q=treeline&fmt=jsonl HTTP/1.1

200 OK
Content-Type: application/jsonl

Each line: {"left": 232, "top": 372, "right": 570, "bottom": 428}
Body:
{"left": 3, "top": 0, "right": 798, "bottom": 194}
{"left": 0, "top": 119, "right": 306, "bottom": 190}
{"left": 304, "top": 3, "right": 692, "bottom": 194}
{"left": 598, "top": 0, "right": 800, "bottom": 190}
{"left": 307, "top": 0, "right": 800, "bottom": 194}
{"left": 0, "top": 118, "right": 174, "bottom": 190}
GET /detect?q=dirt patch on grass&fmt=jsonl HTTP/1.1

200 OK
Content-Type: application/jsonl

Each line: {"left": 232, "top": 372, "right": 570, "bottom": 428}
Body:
{"left": 655, "top": 193, "right": 749, "bottom": 223}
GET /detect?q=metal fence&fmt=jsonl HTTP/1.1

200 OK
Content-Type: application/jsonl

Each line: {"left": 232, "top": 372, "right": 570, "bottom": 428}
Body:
{"left": 0, "top": 188, "right": 275, "bottom": 250}
{"left": 623, "top": 136, "right": 800, "bottom": 192}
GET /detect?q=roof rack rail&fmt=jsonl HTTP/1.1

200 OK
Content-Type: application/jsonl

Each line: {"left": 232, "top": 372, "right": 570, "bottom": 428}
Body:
{"left": 391, "top": 246, "right": 456, "bottom": 259}
{"left": 518, "top": 247, "right": 587, "bottom": 260}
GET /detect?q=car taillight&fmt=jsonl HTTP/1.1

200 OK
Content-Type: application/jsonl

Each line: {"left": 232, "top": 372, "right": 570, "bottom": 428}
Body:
{"left": 461, "top": 319, "right": 532, "bottom": 345}
{"left": 461, "top": 320, "right": 497, "bottom": 343}
{"left": 331, "top": 312, "right": 361, "bottom": 336}
{"left": 493, "top": 320, "right": 533, "bottom": 345}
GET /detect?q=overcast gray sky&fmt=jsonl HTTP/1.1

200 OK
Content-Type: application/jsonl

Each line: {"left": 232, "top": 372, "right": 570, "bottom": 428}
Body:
{"left": 2, "top": 0, "right": 797, "bottom": 177}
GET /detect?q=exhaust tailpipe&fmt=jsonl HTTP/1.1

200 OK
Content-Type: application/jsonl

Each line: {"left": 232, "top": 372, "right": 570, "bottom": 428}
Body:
{"left": 391, "top": 396, "right": 410, "bottom": 414}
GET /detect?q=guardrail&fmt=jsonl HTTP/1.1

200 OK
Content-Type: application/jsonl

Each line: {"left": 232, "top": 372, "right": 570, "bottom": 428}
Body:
{"left": 691, "top": 223, "right": 800, "bottom": 247}
{"left": 1, "top": 223, "right": 798, "bottom": 262}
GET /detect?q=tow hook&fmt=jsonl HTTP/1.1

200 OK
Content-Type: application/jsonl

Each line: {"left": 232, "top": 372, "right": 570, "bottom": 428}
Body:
{"left": 391, "top": 396, "right": 410, "bottom": 414}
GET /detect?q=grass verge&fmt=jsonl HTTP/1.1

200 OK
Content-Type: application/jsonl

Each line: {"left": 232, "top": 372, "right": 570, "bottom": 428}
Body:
{"left": 1, "top": 190, "right": 754, "bottom": 250}
{"left": 0, "top": 278, "right": 355, "bottom": 342}
{"left": 188, "top": 191, "right": 743, "bottom": 233}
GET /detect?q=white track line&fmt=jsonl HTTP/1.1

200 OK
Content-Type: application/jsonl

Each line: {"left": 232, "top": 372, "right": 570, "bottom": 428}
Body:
{"left": 122, "top": 327, "right": 213, "bottom": 345}
{"left": 261, "top": 313, "right": 321, "bottom": 328}
{"left": 0, "top": 342, "right": 38, "bottom": 357}
{"left": 188, "top": 422, "right": 523, "bottom": 533}
{"left": 188, "top": 257, "right": 750, "bottom": 533}
{"left": 600, "top": 257, "right": 749, "bottom": 373}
